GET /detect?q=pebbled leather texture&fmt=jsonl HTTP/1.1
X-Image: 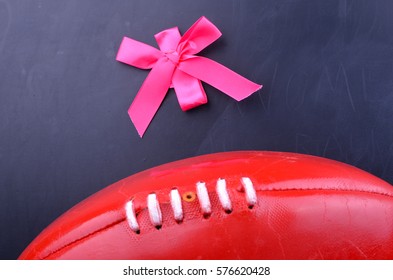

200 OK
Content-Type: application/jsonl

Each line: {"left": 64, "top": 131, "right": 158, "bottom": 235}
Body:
{"left": 18, "top": 151, "right": 393, "bottom": 259}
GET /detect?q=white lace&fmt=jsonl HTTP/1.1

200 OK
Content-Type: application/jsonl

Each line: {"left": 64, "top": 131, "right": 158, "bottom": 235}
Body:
{"left": 125, "top": 177, "right": 257, "bottom": 233}
{"left": 125, "top": 200, "right": 140, "bottom": 233}
{"left": 216, "top": 178, "right": 232, "bottom": 212}
{"left": 196, "top": 181, "right": 212, "bottom": 216}
{"left": 147, "top": 193, "right": 162, "bottom": 228}
{"left": 170, "top": 188, "right": 183, "bottom": 222}
{"left": 241, "top": 177, "right": 257, "bottom": 207}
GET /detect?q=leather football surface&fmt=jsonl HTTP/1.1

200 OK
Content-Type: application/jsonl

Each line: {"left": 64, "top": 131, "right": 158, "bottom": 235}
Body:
{"left": 19, "top": 151, "right": 393, "bottom": 259}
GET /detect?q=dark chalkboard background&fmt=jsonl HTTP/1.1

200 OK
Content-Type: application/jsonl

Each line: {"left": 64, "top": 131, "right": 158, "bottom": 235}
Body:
{"left": 1, "top": 0, "right": 393, "bottom": 259}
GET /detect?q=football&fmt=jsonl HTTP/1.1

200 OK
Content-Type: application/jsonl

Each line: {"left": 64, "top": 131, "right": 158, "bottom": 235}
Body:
{"left": 19, "top": 151, "right": 393, "bottom": 259}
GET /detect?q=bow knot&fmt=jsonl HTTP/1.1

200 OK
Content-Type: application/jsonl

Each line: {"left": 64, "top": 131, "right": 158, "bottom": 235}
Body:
{"left": 164, "top": 51, "right": 180, "bottom": 66}
{"left": 116, "top": 16, "right": 262, "bottom": 137}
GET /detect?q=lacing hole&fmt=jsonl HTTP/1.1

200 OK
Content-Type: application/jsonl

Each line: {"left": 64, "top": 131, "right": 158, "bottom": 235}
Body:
{"left": 203, "top": 213, "right": 211, "bottom": 219}
{"left": 225, "top": 209, "right": 232, "bottom": 214}
{"left": 155, "top": 225, "right": 162, "bottom": 230}
{"left": 182, "top": 191, "right": 196, "bottom": 202}
{"left": 135, "top": 230, "right": 141, "bottom": 235}
{"left": 248, "top": 205, "right": 254, "bottom": 210}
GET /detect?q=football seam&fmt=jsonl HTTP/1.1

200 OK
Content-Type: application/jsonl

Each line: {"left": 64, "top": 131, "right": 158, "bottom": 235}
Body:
{"left": 41, "top": 218, "right": 125, "bottom": 260}
{"left": 261, "top": 186, "right": 393, "bottom": 197}
{"left": 40, "top": 187, "right": 393, "bottom": 260}
{"left": 125, "top": 177, "right": 257, "bottom": 233}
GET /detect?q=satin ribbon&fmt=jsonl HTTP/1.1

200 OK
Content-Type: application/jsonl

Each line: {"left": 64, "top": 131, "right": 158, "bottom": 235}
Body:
{"left": 117, "top": 16, "right": 262, "bottom": 137}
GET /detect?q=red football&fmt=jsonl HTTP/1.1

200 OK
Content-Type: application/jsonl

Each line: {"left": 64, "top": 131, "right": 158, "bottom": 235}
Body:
{"left": 19, "top": 151, "right": 393, "bottom": 259}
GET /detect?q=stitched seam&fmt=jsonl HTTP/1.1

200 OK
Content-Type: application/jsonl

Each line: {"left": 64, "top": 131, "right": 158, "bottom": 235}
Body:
{"left": 42, "top": 218, "right": 125, "bottom": 260}
{"left": 42, "top": 185, "right": 393, "bottom": 259}
{"left": 260, "top": 187, "right": 393, "bottom": 198}
{"left": 125, "top": 177, "right": 256, "bottom": 232}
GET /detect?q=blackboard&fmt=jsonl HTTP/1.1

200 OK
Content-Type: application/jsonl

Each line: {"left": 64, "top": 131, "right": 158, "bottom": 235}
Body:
{"left": 1, "top": 0, "right": 393, "bottom": 259}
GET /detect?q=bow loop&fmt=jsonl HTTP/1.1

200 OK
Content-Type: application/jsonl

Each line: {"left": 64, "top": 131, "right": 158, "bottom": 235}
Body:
{"left": 117, "top": 16, "right": 262, "bottom": 137}
{"left": 155, "top": 27, "right": 182, "bottom": 53}
{"left": 177, "top": 16, "right": 222, "bottom": 56}
{"left": 116, "top": 37, "right": 162, "bottom": 69}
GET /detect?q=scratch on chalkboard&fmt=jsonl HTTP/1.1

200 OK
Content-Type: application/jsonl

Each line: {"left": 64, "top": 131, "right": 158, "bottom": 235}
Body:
{"left": 338, "top": 0, "right": 348, "bottom": 19}
{"left": 269, "top": 62, "right": 278, "bottom": 112}
{"left": 235, "top": 103, "right": 244, "bottom": 118}
{"left": 361, "top": 67, "right": 368, "bottom": 102}
{"left": 0, "top": 0, "right": 11, "bottom": 53}
{"left": 324, "top": 66, "right": 335, "bottom": 92}
{"left": 259, "top": 62, "right": 278, "bottom": 114}
{"left": 340, "top": 63, "right": 356, "bottom": 112}
{"left": 295, "top": 133, "right": 311, "bottom": 154}
{"left": 369, "top": 129, "right": 377, "bottom": 163}
{"left": 323, "top": 134, "right": 344, "bottom": 158}
{"left": 285, "top": 70, "right": 307, "bottom": 111}
{"left": 381, "top": 142, "right": 393, "bottom": 179}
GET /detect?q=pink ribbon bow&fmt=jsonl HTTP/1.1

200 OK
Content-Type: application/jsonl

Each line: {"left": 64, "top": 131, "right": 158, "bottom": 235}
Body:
{"left": 116, "top": 16, "right": 262, "bottom": 137}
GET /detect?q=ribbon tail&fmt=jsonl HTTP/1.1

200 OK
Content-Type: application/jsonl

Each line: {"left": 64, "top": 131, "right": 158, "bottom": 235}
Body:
{"left": 172, "top": 69, "right": 207, "bottom": 111}
{"left": 128, "top": 58, "right": 175, "bottom": 137}
{"left": 178, "top": 56, "right": 262, "bottom": 101}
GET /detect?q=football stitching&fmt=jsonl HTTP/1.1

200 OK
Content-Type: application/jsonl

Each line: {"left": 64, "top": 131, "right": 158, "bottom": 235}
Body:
{"left": 263, "top": 186, "right": 393, "bottom": 197}
{"left": 125, "top": 177, "right": 256, "bottom": 233}
{"left": 42, "top": 184, "right": 393, "bottom": 259}
{"left": 41, "top": 218, "right": 125, "bottom": 260}
{"left": 124, "top": 178, "right": 393, "bottom": 234}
